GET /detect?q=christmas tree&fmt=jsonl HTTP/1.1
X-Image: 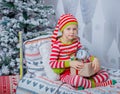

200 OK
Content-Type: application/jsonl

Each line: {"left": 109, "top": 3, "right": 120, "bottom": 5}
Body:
{"left": 0, "top": 0, "right": 55, "bottom": 75}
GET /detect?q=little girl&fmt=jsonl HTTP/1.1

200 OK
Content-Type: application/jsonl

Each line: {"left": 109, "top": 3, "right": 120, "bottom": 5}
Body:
{"left": 49, "top": 14, "right": 116, "bottom": 89}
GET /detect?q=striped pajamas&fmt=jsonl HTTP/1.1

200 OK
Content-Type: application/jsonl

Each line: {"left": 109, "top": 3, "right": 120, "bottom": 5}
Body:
{"left": 49, "top": 38, "right": 109, "bottom": 88}
{"left": 60, "top": 69, "right": 109, "bottom": 88}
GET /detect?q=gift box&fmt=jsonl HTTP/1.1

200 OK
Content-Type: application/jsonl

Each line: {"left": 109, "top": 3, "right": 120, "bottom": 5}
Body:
{"left": 70, "top": 62, "right": 96, "bottom": 77}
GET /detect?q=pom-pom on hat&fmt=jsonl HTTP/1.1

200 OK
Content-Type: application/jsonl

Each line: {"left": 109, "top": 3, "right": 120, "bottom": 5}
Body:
{"left": 52, "top": 14, "right": 78, "bottom": 43}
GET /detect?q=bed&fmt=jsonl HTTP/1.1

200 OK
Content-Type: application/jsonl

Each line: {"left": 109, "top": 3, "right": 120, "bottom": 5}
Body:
{"left": 16, "top": 34, "right": 120, "bottom": 94}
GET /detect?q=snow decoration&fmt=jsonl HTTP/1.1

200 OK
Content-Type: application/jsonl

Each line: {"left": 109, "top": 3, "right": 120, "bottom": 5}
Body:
{"left": 76, "top": 47, "right": 90, "bottom": 60}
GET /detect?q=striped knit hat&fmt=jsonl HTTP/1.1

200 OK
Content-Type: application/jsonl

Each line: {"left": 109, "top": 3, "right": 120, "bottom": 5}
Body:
{"left": 52, "top": 14, "right": 78, "bottom": 43}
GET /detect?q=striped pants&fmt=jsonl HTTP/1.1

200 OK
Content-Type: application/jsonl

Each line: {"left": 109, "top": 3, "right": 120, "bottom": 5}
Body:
{"left": 60, "top": 69, "right": 109, "bottom": 88}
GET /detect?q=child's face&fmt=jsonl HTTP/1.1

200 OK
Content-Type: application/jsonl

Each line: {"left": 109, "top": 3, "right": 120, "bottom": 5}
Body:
{"left": 62, "top": 24, "right": 78, "bottom": 41}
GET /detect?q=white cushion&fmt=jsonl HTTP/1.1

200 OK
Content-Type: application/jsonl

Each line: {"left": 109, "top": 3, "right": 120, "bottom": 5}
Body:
{"left": 24, "top": 35, "right": 59, "bottom": 80}
{"left": 24, "top": 35, "right": 51, "bottom": 78}
{"left": 39, "top": 39, "right": 59, "bottom": 80}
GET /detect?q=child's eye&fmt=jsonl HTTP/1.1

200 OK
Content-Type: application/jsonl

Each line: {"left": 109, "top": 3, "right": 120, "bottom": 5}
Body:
{"left": 73, "top": 28, "right": 77, "bottom": 31}
{"left": 67, "top": 28, "right": 71, "bottom": 30}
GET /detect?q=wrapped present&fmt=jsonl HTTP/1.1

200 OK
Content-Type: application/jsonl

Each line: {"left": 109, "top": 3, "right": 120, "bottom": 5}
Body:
{"left": 70, "top": 62, "right": 96, "bottom": 77}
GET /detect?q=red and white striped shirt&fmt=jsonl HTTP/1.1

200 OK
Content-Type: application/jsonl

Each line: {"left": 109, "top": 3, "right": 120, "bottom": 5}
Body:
{"left": 49, "top": 38, "right": 82, "bottom": 74}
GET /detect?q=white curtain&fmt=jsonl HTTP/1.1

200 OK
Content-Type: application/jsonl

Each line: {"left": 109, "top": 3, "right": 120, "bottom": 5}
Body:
{"left": 101, "top": 0, "right": 120, "bottom": 69}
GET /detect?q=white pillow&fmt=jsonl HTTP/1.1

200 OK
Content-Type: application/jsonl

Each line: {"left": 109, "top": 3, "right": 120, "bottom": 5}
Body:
{"left": 25, "top": 59, "right": 47, "bottom": 78}
{"left": 24, "top": 36, "right": 51, "bottom": 78}
{"left": 39, "top": 40, "right": 59, "bottom": 80}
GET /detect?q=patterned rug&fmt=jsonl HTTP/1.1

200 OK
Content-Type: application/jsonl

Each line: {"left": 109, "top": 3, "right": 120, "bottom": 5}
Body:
{"left": 0, "top": 75, "right": 20, "bottom": 94}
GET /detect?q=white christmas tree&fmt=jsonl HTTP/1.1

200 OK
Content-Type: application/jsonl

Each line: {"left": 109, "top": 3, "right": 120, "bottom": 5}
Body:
{"left": 0, "top": 0, "right": 55, "bottom": 75}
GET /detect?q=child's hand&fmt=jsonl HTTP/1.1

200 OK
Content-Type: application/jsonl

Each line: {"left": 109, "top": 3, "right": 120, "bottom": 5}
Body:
{"left": 70, "top": 60, "right": 84, "bottom": 70}
{"left": 92, "top": 57, "right": 100, "bottom": 73}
